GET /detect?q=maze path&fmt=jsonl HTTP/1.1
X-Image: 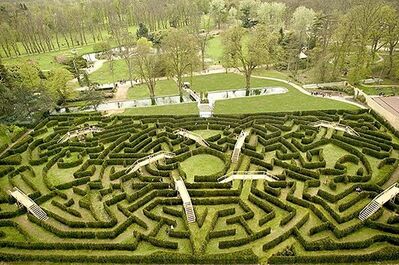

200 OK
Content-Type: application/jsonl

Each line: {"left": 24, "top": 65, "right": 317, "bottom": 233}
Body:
{"left": 0, "top": 110, "right": 398, "bottom": 263}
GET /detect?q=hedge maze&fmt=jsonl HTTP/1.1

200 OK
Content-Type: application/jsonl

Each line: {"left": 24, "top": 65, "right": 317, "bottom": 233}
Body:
{"left": 0, "top": 109, "right": 399, "bottom": 264}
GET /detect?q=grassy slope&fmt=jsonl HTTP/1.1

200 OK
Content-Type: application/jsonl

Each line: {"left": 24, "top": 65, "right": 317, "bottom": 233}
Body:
{"left": 2, "top": 26, "right": 138, "bottom": 71}
{"left": 89, "top": 59, "right": 131, "bottom": 84}
{"left": 124, "top": 73, "right": 358, "bottom": 115}
{"left": 206, "top": 35, "right": 223, "bottom": 63}
{"left": 358, "top": 84, "right": 399, "bottom": 96}
{"left": 128, "top": 79, "right": 178, "bottom": 99}
{"left": 122, "top": 102, "right": 198, "bottom": 116}
{"left": 3, "top": 44, "right": 96, "bottom": 71}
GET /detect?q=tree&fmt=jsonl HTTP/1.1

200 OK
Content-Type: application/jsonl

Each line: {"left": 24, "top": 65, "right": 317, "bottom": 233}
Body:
{"left": 13, "top": 63, "right": 41, "bottom": 90}
{"left": 105, "top": 42, "right": 116, "bottom": 87}
{"left": 134, "top": 37, "right": 160, "bottom": 105}
{"left": 291, "top": 6, "right": 316, "bottom": 46}
{"left": 210, "top": 0, "right": 226, "bottom": 30}
{"left": 162, "top": 29, "right": 200, "bottom": 101}
{"left": 0, "top": 61, "right": 53, "bottom": 122}
{"left": 380, "top": 5, "right": 399, "bottom": 76}
{"left": 120, "top": 33, "right": 136, "bottom": 87}
{"left": 45, "top": 68, "right": 74, "bottom": 104}
{"left": 80, "top": 85, "right": 105, "bottom": 112}
{"left": 344, "top": 0, "right": 385, "bottom": 83}
{"left": 136, "top": 23, "right": 149, "bottom": 39}
{"left": 239, "top": 0, "right": 258, "bottom": 29}
{"left": 308, "top": 13, "right": 336, "bottom": 81}
{"left": 222, "top": 25, "right": 281, "bottom": 94}
{"left": 194, "top": 14, "right": 212, "bottom": 70}
{"left": 257, "top": 2, "right": 287, "bottom": 32}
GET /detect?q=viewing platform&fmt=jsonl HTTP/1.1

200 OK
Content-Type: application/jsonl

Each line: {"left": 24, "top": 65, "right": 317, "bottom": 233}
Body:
{"left": 231, "top": 129, "right": 251, "bottom": 163}
{"left": 359, "top": 183, "right": 399, "bottom": 221}
{"left": 175, "top": 180, "right": 196, "bottom": 223}
{"left": 125, "top": 151, "right": 175, "bottom": 174}
{"left": 217, "top": 171, "right": 279, "bottom": 183}
{"left": 174, "top": 128, "right": 209, "bottom": 147}
{"left": 58, "top": 126, "right": 103, "bottom": 143}
{"left": 8, "top": 187, "right": 48, "bottom": 221}
{"left": 310, "top": 120, "right": 359, "bottom": 136}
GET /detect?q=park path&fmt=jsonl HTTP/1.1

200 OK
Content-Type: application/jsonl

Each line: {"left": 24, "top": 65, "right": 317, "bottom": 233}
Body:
{"left": 0, "top": 129, "right": 33, "bottom": 158}
{"left": 73, "top": 61, "right": 365, "bottom": 111}
{"left": 250, "top": 75, "right": 366, "bottom": 109}
{"left": 85, "top": 59, "right": 106, "bottom": 74}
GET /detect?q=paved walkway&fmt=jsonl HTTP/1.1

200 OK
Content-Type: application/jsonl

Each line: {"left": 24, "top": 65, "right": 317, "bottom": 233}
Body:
{"left": 71, "top": 62, "right": 365, "bottom": 111}
{"left": 251, "top": 75, "right": 366, "bottom": 109}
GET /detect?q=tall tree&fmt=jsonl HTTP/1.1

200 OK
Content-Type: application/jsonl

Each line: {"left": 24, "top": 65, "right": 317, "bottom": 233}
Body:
{"left": 222, "top": 25, "right": 281, "bottom": 94}
{"left": 290, "top": 6, "right": 316, "bottom": 46}
{"left": 120, "top": 33, "right": 136, "bottom": 87}
{"left": 134, "top": 37, "right": 160, "bottom": 105}
{"left": 239, "top": 0, "right": 259, "bottom": 29}
{"left": 210, "top": 0, "right": 226, "bottom": 30}
{"left": 257, "top": 2, "right": 287, "bottom": 32}
{"left": 381, "top": 5, "right": 399, "bottom": 76}
{"left": 346, "top": 0, "right": 385, "bottom": 83}
{"left": 162, "top": 29, "right": 200, "bottom": 100}
{"left": 45, "top": 68, "right": 74, "bottom": 105}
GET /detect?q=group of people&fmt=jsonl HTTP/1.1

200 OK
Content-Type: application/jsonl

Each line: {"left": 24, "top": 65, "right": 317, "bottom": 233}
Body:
{"left": 65, "top": 125, "right": 99, "bottom": 139}
{"left": 310, "top": 91, "right": 331, "bottom": 97}
{"left": 310, "top": 91, "right": 345, "bottom": 97}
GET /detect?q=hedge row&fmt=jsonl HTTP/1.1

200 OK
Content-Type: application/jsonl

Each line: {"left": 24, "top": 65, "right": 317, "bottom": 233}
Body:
{"left": 219, "top": 227, "right": 271, "bottom": 249}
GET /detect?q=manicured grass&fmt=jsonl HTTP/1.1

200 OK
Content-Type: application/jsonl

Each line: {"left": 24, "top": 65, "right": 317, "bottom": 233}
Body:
{"left": 89, "top": 59, "right": 131, "bottom": 84}
{"left": 2, "top": 26, "right": 138, "bottom": 71}
{"left": 213, "top": 88, "right": 358, "bottom": 114}
{"left": 180, "top": 154, "right": 225, "bottom": 183}
{"left": 122, "top": 102, "right": 198, "bottom": 116}
{"left": 122, "top": 73, "right": 358, "bottom": 115}
{"left": 358, "top": 85, "right": 399, "bottom": 96}
{"left": 183, "top": 73, "right": 284, "bottom": 93}
{"left": 252, "top": 69, "right": 294, "bottom": 81}
{"left": 127, "top": 72, "right": 298, "bottom": 100}
{"left": 3, "top": 44, "right": 96, "bottom": 71}
{"left": 127, "top": 79, "right": 178, "bottom": 99}
{"left": 206, "top": 35, "right": 223, "bottom": 63}
{"left": 192, "top": 130, "right": 221, "bottom": 139}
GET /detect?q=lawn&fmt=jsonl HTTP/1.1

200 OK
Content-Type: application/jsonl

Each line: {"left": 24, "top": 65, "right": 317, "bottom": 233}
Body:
{"left": 3, "top": 44, "right": 96, "bottom": 71}
{"left": 122, "top": 102, "right": 198, "bottom": 115}
{"left": 2, "top": 26, "right": 138, "bottom": 71}
{"left": 127, "top": 72, "right": 295, "bottom": 100}
{"left": 127, "top": 79, "right": 178, "bottom": 99}
{"left": 123, "top": 72, "right": 358, "bottom": 114}
{"left": 252, "top": 68, "right": 294, "bottom": 81}
{"left": 183, "top": 73, "right": 287, "bottom": 93}
{"left": 206, "top": 35, "right": 223, "bottom": 63}
{"left": 192, "top": 130, "right": 222, "bottom": 139}
{"left": 358, "top": 84, "right": 399, "bottom": 96}
{"left": 213, "top": 87, "right": 358, "bottom": 114}
{"left": 89, "top": 59, "right": 131, "bottom": 84}
{"left": 180, "top": 154, "right": 225, "bottom": 182}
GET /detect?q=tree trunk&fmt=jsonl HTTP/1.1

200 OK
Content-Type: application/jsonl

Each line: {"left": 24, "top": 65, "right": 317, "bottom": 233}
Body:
{"left": 127, "top": 63, "right": 134, "bottom": 87}
{"left": 177, "top": 76, "right": 183, "bottom": 102}
{"left": 245, "top": 72, "right": 251, "bottom": 96}
{"left": 388, "top": 48, "right": 394, "bottom": 77}
{"left": 201, "top": 49, "right": 205, "bottom": 70}
{"left": 149, "top": 84, "right": 155, "bottom": 105}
